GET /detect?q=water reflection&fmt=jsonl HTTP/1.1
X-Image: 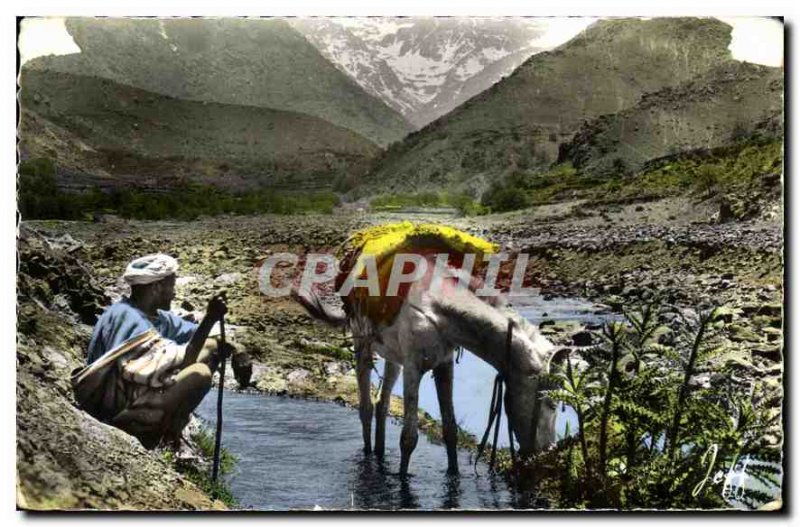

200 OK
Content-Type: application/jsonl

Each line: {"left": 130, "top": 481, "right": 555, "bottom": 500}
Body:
{"left": 347, "top": 455, "right": 421, "bottom": 510}
{"left": 440, "top": 474, "right": 460, "bottom": 510}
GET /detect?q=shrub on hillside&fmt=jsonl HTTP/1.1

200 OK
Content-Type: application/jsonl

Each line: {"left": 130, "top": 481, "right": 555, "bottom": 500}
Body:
{"left": 17, "top": 169, "right": 341, "bottom": 221}
{"left": 482, "top": 183, "right": 532, "bottom": 212}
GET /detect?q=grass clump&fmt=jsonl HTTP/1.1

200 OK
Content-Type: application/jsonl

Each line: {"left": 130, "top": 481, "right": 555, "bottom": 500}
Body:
{"left": 611, "top": 138, "right": 783, "bottom": 201}
{"left": 162, "top": 426, "right": 238, "bottom": 507}
{"left": 296, "top": 338, "right": 356, "bottom": 363}
{"left": 191, "top": 427, "right": 238, "bottom": 476}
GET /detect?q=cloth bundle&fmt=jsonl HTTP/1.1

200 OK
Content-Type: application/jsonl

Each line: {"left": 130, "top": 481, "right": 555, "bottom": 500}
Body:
{"left": 72, "top": 329, "right": 187, "bottom": 421}
{"left": 120, "top": 336, "right": 186, "bottom": 388}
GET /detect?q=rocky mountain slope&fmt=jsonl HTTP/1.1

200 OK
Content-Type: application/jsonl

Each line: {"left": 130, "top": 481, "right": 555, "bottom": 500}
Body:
{"left": 293, "top": 17, "right": 563, "bottom": 128}
{"left": 18, "top": 68, "right": 381, "bottom": 191}
{"left": 559, "top": 61, "right": 783, "bottom": 178}
{"left": 357, "top": 18, "right": 745, "bottom": 195}
{"left": 24, "top": 17, "right": 412, "bottom": 146}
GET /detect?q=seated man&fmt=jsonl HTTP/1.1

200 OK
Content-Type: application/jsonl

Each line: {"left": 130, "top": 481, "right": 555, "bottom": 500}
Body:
{"left": 83, "top": 253, "right": 229, "bottom": 449}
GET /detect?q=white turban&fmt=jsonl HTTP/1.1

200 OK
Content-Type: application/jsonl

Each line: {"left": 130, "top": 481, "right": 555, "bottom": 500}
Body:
{"left": 123, "top": 253, "right": 179, "bottom": 285}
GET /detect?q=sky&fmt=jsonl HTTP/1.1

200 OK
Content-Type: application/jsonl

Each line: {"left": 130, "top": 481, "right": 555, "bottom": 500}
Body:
{"left": 17, "top": 16, "right": 784, "bottom": 68}
{"left": 17, "top": 17, "right": 81, "bottom": 66}
{"left": 719, "top": 17, "right": 784, "bottom": 67}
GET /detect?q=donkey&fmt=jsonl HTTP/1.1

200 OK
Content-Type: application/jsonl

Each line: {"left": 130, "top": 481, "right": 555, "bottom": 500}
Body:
{"left": 293, "top": 254, "right": 563, "bottom": 476}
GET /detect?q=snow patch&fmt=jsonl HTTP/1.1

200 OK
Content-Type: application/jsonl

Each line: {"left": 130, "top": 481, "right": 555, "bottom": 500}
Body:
{"left": 482, "top": 46, "right": 511, "bottom": 62}
{"left": 158, "top": 20, "right": 169, "bottom": 40}
{"left": 386, "top": 52, "right": 451, "bottom": 84}
{"left": 333, "top": 18, "right": 414, "bottom": 42}
{"left": 294, "top": 17, "right": 598, "bottom": 122}
{"left": 455, "top": 56, "right": 485, "bottom": 80}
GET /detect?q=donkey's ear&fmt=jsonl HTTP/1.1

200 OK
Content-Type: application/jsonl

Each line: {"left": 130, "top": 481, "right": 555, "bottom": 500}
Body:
{"left": 546, "top": 348, "right": 572, "bottom": 374}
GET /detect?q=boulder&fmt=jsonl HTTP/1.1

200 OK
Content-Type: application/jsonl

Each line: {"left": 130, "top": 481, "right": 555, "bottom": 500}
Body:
{"left": 286, "top": 368, "right": 312, "bottom": 385}
{"left": 323, "top": 361, "right": 352, "bottom": 377}
{"left": 571, "top": 330, "right": 594, "bottom": 347}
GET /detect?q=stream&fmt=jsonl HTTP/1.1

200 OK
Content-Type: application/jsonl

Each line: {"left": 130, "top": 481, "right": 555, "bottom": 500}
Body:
{"left": 196, "top": 295, "right": 618, "bottom": 510}
{"left": 196, "top": 393, "right": 519, "bottom": 510}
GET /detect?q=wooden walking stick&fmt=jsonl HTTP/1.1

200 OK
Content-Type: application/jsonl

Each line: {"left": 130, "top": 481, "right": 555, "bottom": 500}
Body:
{"left": 212, "top": 314, "right": 227, "bottom": 482}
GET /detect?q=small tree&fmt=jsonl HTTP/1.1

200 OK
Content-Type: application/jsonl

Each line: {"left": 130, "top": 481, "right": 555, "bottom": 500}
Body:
{"left": 695, "top": 165, "right": 723, "bottom": 198}
{"left": 612, "top": 157, "right": 630, "bottom": 179}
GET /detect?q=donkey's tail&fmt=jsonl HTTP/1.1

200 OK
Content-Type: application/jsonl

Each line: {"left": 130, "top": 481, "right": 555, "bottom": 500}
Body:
{"left": 291, "top": 287, "right": 348, "bottom": 328}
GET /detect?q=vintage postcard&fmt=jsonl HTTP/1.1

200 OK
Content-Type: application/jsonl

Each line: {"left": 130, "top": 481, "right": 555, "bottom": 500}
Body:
{"left": 16, "top": 15, "right": 784, "bottom": 511}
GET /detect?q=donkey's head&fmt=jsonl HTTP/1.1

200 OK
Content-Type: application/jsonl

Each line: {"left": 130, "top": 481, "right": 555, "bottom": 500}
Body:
{"left": 500, "top": 312, "right": 568, "bottom": 456}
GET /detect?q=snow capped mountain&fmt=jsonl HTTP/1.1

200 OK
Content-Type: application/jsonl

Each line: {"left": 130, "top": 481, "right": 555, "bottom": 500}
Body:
{"left": 292, "top": 17, "right": 595, "bottom": 129}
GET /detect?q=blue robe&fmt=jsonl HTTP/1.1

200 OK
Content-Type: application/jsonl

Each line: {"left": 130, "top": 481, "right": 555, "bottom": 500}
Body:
{"left": 87, "top": 298, "right": 198, "bottom": 364}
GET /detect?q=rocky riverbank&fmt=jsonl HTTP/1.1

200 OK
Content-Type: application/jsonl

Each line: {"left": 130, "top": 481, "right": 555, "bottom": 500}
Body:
{"left": 17, "top": 196, "right": 783, "bottom": 509}
{"left": 17, "top": 226, "right": 228, "bottom": 510}
{"left": 489, "top": 220, "right": 783, "bottom": 379}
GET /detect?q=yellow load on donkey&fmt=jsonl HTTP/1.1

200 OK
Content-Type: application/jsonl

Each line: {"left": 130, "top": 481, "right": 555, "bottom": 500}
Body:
{"left": 333, "top": 221, "right": 499, "bottom": 325}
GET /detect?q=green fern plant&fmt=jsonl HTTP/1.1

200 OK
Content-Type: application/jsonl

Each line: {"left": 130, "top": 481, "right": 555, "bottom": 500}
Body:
{"left": 539, "top": 301, "right": 782, "bottom": 510}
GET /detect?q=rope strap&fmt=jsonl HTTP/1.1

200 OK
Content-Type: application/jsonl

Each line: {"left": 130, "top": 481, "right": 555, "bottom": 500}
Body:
{"left": 474, "top": 319, "right": 517, "bottom": 474}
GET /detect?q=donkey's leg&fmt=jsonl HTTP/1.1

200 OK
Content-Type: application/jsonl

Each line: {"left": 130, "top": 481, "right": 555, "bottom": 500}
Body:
{"left": 433, "top": 359, "right": 459, "bottom": 474}
{"left": 400, "top": 365, "right": 422, "bottom": 476}
{"left": 375, "top": 361, "right": 401, "bottom": 458}
{"left": 356, "top": 345, "right": 374, "bottom": 454}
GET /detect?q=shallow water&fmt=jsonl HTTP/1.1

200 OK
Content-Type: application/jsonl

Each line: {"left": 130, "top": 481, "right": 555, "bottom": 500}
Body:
{"left": 196, "top": 393, "right": 522, "bottom": 510}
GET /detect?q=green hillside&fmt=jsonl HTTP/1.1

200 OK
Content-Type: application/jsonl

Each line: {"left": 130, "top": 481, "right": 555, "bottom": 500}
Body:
{"left": 18, "top": 68, "right": 380, "bottom": 191}
{"left": 358, "top": 18, "right": 739, "bottom": 194}
{"left": 560, "top": 61, "right": 783, "bottom": 180}
{"left": 25, "top": 17, "right": 412, "bottom": 146}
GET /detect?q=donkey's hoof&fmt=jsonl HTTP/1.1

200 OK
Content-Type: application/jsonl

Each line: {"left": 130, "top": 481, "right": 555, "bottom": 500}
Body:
{"left": 398, "top": 471, "right": 414, "bottom": 481}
